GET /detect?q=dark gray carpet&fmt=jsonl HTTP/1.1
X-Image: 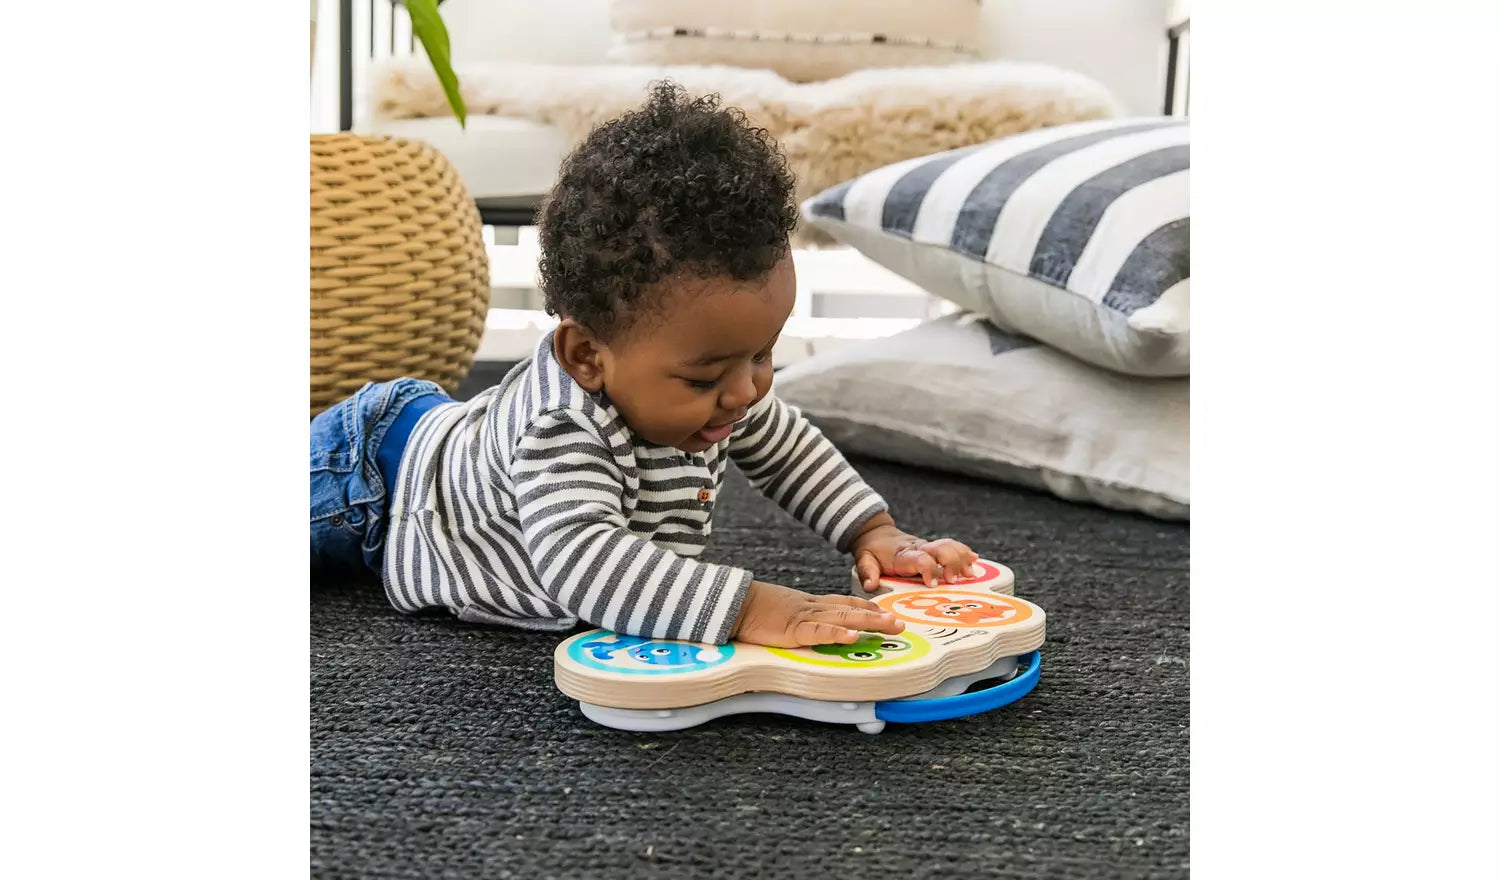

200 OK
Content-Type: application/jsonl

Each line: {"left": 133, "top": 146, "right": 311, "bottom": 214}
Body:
{"left": 312, "top": 366, "right": 1190, "bottom": 878}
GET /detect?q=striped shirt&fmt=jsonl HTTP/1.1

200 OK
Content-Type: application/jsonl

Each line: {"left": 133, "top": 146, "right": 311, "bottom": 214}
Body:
{"left": 381, "top": 333, "right": 888, "bottom": 645}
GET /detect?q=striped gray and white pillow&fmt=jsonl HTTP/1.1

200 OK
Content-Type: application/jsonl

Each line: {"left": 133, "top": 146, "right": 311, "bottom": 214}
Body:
{"left": 803, "top": 117, "right": 1190, "bottom": 377}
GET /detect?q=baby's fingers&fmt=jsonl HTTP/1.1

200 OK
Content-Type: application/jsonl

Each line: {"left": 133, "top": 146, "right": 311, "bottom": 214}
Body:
{"left": 790, "top": 620, "right": 862, "bottom": 646}
{"left": 810, "top": 601, "right": 904, "bottom": 636}
{"left": 788, "top": 601, "right": 905, "bottom": 646}
{"left": 854, "top": 551, "right": 884, "bottom": 592}
{"left": 894, "top": 546, "right": 944, "bottom": 588}
{"left": 818, "top": 593, "right": 885, "bottom": 613}
{"left": 921, "top": 539, "right": 980, "bottom": 581}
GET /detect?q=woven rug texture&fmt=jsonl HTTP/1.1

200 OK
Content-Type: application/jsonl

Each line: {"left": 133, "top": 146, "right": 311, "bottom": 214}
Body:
{"left": 311, "top": 368, "right": 1190, "bottom": 878}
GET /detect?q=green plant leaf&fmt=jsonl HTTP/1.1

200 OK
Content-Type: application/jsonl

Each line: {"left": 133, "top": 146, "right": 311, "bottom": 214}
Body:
{"left": 405, "top": 0, "right": 466, "bottom": 128}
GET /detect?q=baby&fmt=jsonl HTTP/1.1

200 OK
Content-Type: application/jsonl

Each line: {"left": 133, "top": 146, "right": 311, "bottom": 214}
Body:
{"left": 310, "top": 83, "right": 980, "bottom": 648}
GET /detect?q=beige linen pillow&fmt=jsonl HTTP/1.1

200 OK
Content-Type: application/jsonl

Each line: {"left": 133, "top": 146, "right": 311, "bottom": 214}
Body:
{"left": 606, "top": 0, "right": 983, "bottom": 82}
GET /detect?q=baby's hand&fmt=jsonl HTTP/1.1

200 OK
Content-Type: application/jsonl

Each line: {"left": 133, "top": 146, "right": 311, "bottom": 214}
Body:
{"left": 850, "top": 518, "right": 980, "bottom": 592}
{"left": 731, "top": 581, "right": 904, "bottom": 648}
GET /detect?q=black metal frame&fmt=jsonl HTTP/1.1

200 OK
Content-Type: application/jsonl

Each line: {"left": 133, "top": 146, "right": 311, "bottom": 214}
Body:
{"left": 474, "top": 198, "right": 542, "bottom": 228}
{"left": 338, "top": 0, "right": 354, "bottom": 132}
{"left": 339, "top": 0, "right": 418, "bottom": 132}
{"left": 1163, "top": 18, "right": 1191, "bottom": 117}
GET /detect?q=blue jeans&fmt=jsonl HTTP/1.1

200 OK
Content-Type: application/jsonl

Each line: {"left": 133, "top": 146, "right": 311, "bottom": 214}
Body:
{"left": 310, "top": 378, "right": 450, "bottom": 574}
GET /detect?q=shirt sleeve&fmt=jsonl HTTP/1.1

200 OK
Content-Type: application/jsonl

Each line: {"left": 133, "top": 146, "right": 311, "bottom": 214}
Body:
{"left": 727, "top": 391, "right": 889, "bottom": 551}
{"left": 512, "top": 409, "right": 753, "bottom": 645}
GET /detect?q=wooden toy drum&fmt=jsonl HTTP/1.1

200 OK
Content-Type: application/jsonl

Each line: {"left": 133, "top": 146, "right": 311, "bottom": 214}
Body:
{"left": 554, "top": 588, "right": 1047, "bottom": 732}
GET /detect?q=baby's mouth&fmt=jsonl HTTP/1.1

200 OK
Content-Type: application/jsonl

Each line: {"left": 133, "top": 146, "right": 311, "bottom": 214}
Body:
{"left": 694, "top": 421, "right": 735, "bottom": 444}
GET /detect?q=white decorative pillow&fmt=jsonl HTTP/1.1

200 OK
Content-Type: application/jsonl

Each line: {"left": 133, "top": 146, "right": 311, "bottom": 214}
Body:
{"left": 775, "top": 313, "right": 1188, "bottom": 520}
{"left": 606, "top": 0, "right": 983, "bottom": 83}
{"left": 802, "top": 117, "right": 1190, "bottom": 377}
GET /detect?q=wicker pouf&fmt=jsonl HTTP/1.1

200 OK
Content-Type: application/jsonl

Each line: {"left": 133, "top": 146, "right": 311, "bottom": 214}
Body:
{"left": 310, "top": 134, "right": 490, "bottom": 419}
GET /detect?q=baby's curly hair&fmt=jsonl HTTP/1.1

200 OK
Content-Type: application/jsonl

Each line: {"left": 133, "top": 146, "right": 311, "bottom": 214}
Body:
{"left": 537, "top": 81, "right": 799, "bottom": 338}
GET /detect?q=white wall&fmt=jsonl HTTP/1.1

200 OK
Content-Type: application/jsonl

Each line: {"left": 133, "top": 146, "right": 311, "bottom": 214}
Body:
{"left": 310, "top": 0, "right": 336, "bottom": 132}
{"left": 443, "top": 0, "right": 613, "bottom": 66}
{"left": 983, "top": 0, "right": 1172, "bottom": 116}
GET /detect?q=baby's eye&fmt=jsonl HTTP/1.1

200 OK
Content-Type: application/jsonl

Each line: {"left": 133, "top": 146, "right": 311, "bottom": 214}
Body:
{"left": 751, "top": 351, "right": 771, "bottom": 364}
{"left": 684, "top": 378, "right": 718, "bottom": 391}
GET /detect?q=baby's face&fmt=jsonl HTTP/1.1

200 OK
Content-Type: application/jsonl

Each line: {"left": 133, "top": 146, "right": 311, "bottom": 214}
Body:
{"left": 602, "top": 257, "right": 796, "bottom": 452}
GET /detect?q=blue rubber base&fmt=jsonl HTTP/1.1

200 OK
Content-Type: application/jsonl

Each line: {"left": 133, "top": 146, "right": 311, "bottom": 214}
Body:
{"left": 875, "top": 651, "right": 1041, "bottom": 724}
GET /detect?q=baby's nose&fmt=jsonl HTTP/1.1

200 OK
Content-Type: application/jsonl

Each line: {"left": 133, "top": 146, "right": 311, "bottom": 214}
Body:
{"left": 718, "top": 374, "right": 757, "bottom": 410}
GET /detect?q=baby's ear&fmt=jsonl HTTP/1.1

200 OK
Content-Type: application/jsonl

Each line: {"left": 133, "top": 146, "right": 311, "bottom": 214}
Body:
{"left": 553, "top": 320, "right": 606, "bottom": 392}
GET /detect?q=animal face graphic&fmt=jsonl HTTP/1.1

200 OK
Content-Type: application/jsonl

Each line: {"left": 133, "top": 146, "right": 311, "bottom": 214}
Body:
{"left": 582, "top": 634, "right": 702, "bottom": 667}
{"left": 570, "top": 632, "right": 729, "bottom": 674}
{"left": 893, "top": 594, "right": 1017, "bottom": 626}
{"left": 624, "top": 642, "right": 707, "bottom": 666}
{"left": 767, "top": 631, "right": 931, "bottom": 668}
{"left": 812, "top": 635, "right": 915, "bottom": 663}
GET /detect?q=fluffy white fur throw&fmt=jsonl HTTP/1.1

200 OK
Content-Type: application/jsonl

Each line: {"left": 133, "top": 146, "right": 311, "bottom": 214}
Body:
{"left": 369, "top": 59, "right": 1123, "bottom": 241}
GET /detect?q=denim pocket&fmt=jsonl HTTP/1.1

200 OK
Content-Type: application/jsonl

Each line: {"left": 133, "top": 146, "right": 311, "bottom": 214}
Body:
{"left": 311, "top": 508, "right": 365, "bottom": 571}
{"left": 311, "top": 379, "right": 433, "bottom": 575}
{"left": 332, "top": 505, "right": 366, "bottom": 539}
{"left": 311, "top": 390, "right": 380, "bottom": 570}
{"left": 310, "top": 395, "right": 358, "bottom": 477}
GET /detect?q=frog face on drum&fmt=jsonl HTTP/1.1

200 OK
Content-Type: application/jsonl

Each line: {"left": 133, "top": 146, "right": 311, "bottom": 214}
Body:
{"left": 767, "top": 632, "right": 932, "bottom": 668}
{"left": 812, "top": 636, "right": 914, "bottom": 663}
